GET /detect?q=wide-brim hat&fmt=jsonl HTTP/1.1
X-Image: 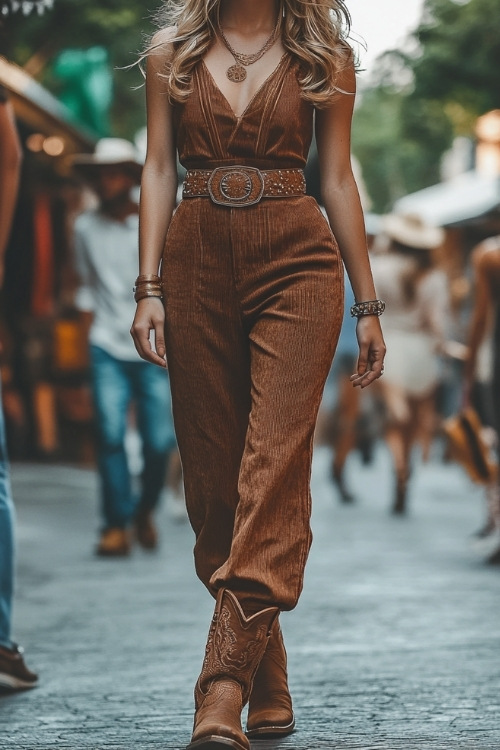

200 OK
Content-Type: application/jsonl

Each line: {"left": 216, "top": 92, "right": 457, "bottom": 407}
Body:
{"left": 382, "top": 213, "right": 445, "bottom": 250}
{"left": 70, "top": 138, "right": 143, "bottom": 184}
{"left": 442, "top": 407, "right": 498, "bottom": 485}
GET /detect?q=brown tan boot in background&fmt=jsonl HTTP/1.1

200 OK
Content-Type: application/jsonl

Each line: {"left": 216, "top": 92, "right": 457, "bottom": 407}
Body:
{"left": 187, "top": 588, "right": 278, "bottom": 750}
{"left": 95, "top": 527, "right": 131, "bottom": 557}
{"left": 0, "top": 644, "right": 38, "bottom": 690}
{"left": 246, "top": 618, "right": 295, "bottom": 738}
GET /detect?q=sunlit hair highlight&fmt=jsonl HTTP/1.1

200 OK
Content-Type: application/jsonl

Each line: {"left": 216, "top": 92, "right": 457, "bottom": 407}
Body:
{"left": 143, "top": 0, "right": 354, "bottom": 108}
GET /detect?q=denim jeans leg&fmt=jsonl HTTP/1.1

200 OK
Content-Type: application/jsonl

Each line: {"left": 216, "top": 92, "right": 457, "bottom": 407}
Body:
{"left": 90, "top": 346, "right": 135, "bottom": 529}
{"left": 0, "top": 388, "right": 15, "bottom": 649}
{"left": 134, "top": 361, "right": 176, "bottom": 513}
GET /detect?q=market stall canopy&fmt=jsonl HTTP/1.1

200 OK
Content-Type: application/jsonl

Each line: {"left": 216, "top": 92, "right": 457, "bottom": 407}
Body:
{"left": 0, "top": 55, "right": 96, "bottom": 159}
{"left": 394, "top": 170, "right": 500, "bottom": 228}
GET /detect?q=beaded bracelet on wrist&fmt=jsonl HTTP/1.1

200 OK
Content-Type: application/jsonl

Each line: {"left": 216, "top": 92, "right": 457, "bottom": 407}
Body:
{"left": 350, "top": 299, "right": 385, "bottom": 318}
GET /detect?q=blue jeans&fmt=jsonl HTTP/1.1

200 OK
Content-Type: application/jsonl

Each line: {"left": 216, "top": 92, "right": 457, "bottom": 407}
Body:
{"left": 0, "top": 382, "right": 15, "bottom": 649}
{"left": 90, "top": 346, "right": 176, "bottom": 530}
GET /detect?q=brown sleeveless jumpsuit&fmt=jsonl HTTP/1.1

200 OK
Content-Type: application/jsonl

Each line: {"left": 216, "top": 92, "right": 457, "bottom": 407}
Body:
{"left": 162, "top": 53, "right": 344, "bottom": 611}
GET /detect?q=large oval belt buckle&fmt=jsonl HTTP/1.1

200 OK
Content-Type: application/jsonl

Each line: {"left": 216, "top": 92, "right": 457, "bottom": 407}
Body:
{"left": 208, "top": 166, "right": 265, "bottom": 208}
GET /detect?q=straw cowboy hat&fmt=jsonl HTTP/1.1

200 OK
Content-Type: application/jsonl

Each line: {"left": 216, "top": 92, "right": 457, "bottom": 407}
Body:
{"left": 70, "top": 138, "right": 143, "bottom": 183}
{"left": 382, "top": 213, "right": 445, "bottom": 250}
{"left": 442, "top": 407, "right": 498, "bottom": 485}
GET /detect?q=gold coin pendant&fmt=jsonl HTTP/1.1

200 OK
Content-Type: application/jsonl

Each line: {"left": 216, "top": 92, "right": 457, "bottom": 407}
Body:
{"left": 226, "top": 64, "right": 247, "bottom": 83}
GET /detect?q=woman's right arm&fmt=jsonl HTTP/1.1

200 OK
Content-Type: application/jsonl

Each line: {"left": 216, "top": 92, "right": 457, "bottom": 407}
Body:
{"left": 131, "top": 30, "right": 178, "bottom": 367}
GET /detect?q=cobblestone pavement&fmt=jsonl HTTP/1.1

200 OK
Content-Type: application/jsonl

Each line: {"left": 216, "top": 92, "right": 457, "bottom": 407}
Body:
{"left": 1, "top": 444, "right": 500, "bottom": 749}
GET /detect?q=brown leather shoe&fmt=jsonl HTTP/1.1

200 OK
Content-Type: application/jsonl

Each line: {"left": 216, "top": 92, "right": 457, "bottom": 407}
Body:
{"left": 95, "top": 528, "right": 131, "bottom": 557}
{"left": 0, "top": 644, "right": 38, "bottom": 690}
{"left": 187, "top": 589, "right": 278, "bottom": 750}
{"left": 246, "top": 618, "right": 295, "bottom": 738}
{"left": 134, "top": 511, "right": 158, "bottom": 550}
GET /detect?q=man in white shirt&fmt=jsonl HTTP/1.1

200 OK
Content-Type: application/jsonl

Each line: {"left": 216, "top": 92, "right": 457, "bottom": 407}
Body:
{"left": 72, "top": 139, "right": 176, "bottom": 556}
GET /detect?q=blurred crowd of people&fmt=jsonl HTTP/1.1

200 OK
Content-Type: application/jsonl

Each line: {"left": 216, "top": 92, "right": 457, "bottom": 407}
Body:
{"left": 319, "top": 209, "right": 500, "bottom": 563}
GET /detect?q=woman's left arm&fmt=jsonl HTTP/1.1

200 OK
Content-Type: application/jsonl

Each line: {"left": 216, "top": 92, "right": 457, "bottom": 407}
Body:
{"left": 316, "top": 60, "right": 385, "bottom": 388}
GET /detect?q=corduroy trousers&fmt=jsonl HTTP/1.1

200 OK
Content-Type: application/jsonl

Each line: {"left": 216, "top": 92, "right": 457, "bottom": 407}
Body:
{"left": 162, "top": 195, "right": 344, "bottom": 611}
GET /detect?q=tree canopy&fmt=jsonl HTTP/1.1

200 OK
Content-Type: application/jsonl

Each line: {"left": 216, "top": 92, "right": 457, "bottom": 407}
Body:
{"left": 352, "top": 0, "right": 500, "bottom": 212}
{"left": 1, "top": 0, "right": 160, "bottom": 138}
{"left": 410, "top": 0, "right": 500, "bottom": 125}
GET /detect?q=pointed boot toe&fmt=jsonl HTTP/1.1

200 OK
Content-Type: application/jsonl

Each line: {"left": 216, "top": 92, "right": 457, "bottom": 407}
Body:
{"left": 188, "top": 680, "right": 249, "bottom": 750}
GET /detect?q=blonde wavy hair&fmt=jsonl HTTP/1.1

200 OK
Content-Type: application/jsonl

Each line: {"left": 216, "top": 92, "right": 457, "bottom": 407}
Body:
{"left": 144, "top": 0, "right": 354, "bottom": 107}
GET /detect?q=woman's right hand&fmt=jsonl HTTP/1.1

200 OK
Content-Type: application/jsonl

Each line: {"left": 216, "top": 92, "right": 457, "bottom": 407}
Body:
{"left": 131, "top": 298, "right": 167, "bottom": 368}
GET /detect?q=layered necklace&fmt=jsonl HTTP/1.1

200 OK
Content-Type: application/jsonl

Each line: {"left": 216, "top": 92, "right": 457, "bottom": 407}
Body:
{"left": 218, "top": 15, "right": 282, "bottom": 83}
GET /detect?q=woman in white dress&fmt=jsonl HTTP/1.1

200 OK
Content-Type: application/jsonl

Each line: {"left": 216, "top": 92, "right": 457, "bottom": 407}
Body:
{"left": 370, "top": 215, "right": 448, "bottom": 514}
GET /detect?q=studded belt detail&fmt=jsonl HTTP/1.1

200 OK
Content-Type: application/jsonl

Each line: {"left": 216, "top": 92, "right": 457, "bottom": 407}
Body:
{"left": 182, "top": 166, "right": 306, "bottom": 208}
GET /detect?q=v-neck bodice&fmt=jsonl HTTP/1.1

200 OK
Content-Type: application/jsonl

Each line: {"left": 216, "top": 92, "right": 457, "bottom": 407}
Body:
{"left": 172, "top": 54, "right": 314, "bottom": 171}
{"left": 201, "top": 52, "right": 289, "bottom": 121}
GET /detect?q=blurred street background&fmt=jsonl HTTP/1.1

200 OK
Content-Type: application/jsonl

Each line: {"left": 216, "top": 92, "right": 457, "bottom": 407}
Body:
{"left": 1, "top": 0, "right": 500, "bottom": 747}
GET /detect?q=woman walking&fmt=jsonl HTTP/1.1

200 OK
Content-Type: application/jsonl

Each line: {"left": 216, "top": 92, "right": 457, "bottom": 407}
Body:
{"left": 131, "top": 2, "right": 385, "bottom": 748}
{"left": 370, "top": 215, "right": 447, "bottom": 514}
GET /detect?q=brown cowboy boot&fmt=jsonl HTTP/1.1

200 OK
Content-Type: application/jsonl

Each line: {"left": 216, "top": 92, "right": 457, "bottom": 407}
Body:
{"left": 246, "top": 618, "right": 295, "bottom": 738}
{"left": 187, "top": 589, "right": 278, "bottom": 750}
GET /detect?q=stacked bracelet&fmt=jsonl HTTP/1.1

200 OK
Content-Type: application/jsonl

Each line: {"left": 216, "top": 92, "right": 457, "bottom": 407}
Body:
{"left": 350, "top": 299, "right": 385, "bottom": 318}
{"left": 134, "top": 274, "right": 163, "bottom": 303}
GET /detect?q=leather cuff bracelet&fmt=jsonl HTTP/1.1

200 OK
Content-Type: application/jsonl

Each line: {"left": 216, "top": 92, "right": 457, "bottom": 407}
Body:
{"left": 134, "top": 274, "right": 163, "bottom": 303}
{"left": 135, "top": 274, "right": 161, "bottom": 284}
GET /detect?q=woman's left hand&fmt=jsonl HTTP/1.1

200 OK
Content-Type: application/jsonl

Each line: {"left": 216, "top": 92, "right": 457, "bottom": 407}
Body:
{"left": 350, "top": 316, "right": 386, "bottom": 388}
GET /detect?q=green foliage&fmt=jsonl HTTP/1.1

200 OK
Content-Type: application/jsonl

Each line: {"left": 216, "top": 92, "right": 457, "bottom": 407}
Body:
{"left": 352, "top": 86, "right": 452, "bottom": 213}
{"left": 412, "top": 0, "right": 500, "bottom": 121}
{"left": 352, "top": 0, "right": 500, "bottom": 212}
{"left": 352, "top": 88, "right": 403, "bottom": 212}
{"left": 1, "top": 0, "right": 162, "bottom": 139}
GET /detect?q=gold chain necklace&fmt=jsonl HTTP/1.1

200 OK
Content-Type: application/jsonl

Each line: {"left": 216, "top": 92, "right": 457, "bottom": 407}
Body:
{"left": 218, "top": 19, "right": 281, "bottom": 83}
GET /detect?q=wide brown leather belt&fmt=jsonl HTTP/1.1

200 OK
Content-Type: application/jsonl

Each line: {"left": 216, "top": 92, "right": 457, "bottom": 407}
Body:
{"left": 182, "top": 166, "right": 306, "bottom": 208}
